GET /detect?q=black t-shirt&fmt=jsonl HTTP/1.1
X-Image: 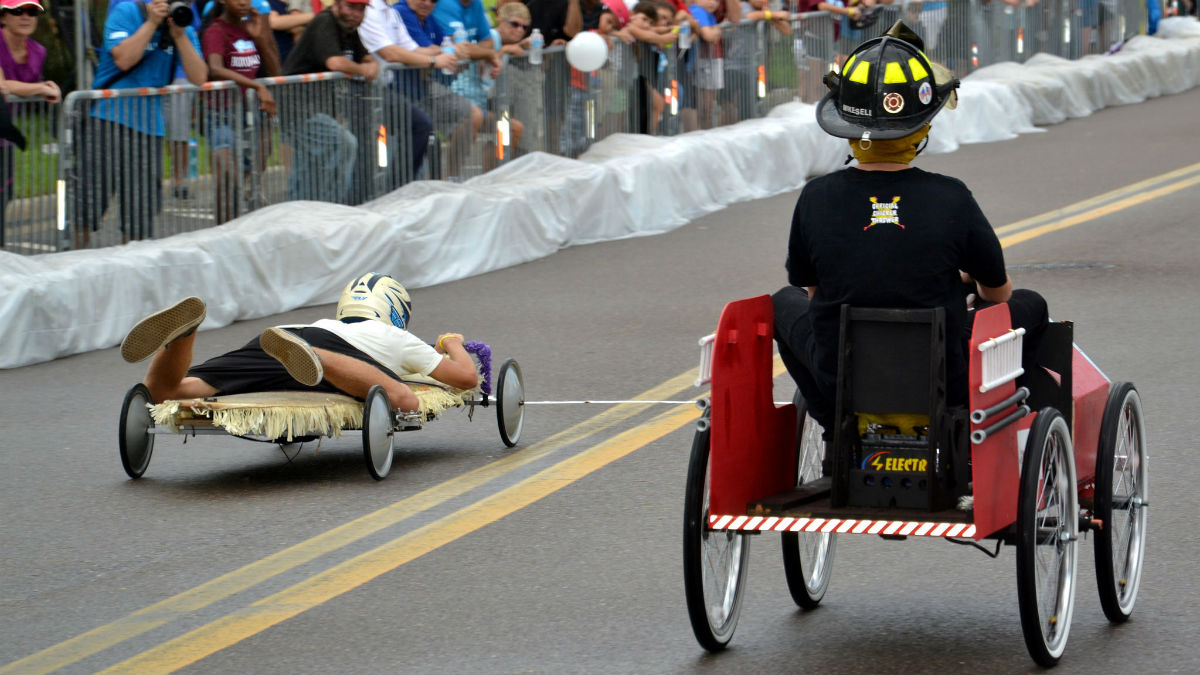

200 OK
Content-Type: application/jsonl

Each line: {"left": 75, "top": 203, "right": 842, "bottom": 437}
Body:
{"left": 580, "top": 0, "right": 606, "bottom": 30}
{"left": 787, "top": 166, "right": 1007, "bottom": 404}
{"left": 283, "top": 8, "right": 368, "bottom": 76}
{"left": 524, "top": 0, "right": 570, "bottom": 44}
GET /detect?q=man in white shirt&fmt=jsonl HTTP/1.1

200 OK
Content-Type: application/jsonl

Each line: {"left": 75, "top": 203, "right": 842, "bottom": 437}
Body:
{"left": 120, "top": 273, "right": 480, "bottom": 412}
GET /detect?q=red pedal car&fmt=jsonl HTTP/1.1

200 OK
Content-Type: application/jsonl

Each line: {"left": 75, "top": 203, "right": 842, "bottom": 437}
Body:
{"left": 683, "top": 295, "right": 1148, "bottom": 667}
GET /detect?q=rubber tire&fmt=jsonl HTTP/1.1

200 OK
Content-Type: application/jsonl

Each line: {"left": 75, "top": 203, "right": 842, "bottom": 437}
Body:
{"left": 1093, "top": 382, "right": 1148, "bottom": 623}
{"left": 683, "top": 425, "right": 750, "bottom": 652}
{"left": 119, "top": 383, "right": 155, "bottom": 479}
{"left": 362, "top": 385, "right": 394, "bottom": 480}
{"left": 781, "top": 394, "right": 836, "bottom": 609}
{"left": 496, "top": 358, "right": 525, "bottom": 448}
{"left": 1016, "top": 408, "right": 1079, "bottom": 668}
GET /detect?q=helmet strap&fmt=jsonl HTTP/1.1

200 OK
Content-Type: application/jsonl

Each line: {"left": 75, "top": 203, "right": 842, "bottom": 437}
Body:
{"left": 849, "top": 124, "right": 930, "bottom": 165}
{"left": 913, "top": 135, "right": 929, "bottom": 157}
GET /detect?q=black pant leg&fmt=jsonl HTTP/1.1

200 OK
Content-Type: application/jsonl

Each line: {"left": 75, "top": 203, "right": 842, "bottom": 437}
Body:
{"left": 772, "top": 286, "right": 835, "bottom": 431}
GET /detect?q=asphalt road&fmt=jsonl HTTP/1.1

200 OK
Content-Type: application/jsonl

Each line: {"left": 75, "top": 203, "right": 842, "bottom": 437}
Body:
{"left": 2, "top": 86, "right": 1198, "bottom": 675}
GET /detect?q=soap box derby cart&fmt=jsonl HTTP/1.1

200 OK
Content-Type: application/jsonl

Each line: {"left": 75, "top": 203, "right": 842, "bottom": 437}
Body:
{"left": 118, "top": 350, "right": 526, "bottom": 481}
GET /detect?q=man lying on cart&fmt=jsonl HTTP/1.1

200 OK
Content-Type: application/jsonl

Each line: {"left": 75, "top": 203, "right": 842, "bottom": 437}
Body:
{"left": 120, "top": 272, "right": 481, "bottom": 412}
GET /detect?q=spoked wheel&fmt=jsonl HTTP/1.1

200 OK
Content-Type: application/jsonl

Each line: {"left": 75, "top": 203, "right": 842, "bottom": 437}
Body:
{"left": 495, "top": 358, "right": 525, "bottom": 448}
{"left": 1016, "top": 408, "right": 1079, "bottom": 667}
{"left": 1093, "top": 382, "right": 1148, "bottom": 623}
{"left": 683, "top": 424, "right": 750, "bottom": 651}
{"left": 781, "top": 395, "right": 836, "bottom": 609}
{"left": 119, "top": 383, "right": 156, "bottom": 479}
{"left": 362, "top": 385, "right": 395, "bottom": 480}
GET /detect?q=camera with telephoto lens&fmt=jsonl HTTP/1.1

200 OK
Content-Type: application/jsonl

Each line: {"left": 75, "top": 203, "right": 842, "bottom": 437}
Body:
{"left": 168, "top": 0, "right": 193, "bottom": 26}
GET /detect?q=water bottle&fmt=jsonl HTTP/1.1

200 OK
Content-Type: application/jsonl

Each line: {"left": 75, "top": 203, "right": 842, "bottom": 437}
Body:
{"left": 451, "top": 21, "right": 469, "bottom": 45}
{"left": 441, "top": 36, "right": 456, "bottom": 75}
{"left": 793, "top": 34, "right": 806, "bottom": 69}
{"left": 187, "top": 138, "right": 198, "bottom": 178}
{"left": 482, "top": 28, "right": 500, "bottom": 94}
{"left": 678, "top": 22, "right": 692, "bottom": 51}
{"left": 529, "top": 27, "right": 544, "bottom": 65}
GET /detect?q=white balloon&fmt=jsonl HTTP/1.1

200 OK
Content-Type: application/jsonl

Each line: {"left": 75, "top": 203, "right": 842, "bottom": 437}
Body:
{"left": 565, "top": 31, "right": 609, "bottom": 72}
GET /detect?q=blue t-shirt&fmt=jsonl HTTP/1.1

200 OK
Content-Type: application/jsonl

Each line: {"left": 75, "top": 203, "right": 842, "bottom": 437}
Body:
{"left": 91, "top": 2, "right": 202, "bottom": 135}
{"left": 687, "top": 4, "right": 716, "bottom": 26}
{"left": 107, "top": 0, "right": 207, "bottom": 77}
{"left": 396, "top": 2, "right": 446, "bottom": 47}
{"left": 430, "top": 0, "right": 492, "bottom": 43}
{"left": 394, "top": 2, "right": 449, "bottom": 98}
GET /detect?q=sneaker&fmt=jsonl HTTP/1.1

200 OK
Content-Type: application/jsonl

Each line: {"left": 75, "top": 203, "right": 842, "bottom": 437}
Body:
{"left": 120, "top": 297, "right": 207, "bottom": 363}
{"left": 173, "top": 185, "right": 190, "bottom": 200}
{"left": 260, "top": 327, "right": 324, "bottom": 386}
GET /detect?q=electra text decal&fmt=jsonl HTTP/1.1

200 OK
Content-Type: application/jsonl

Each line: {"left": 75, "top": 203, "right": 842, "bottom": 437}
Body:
{"left": 862, "top": 451, "right": 927, "bottom": 472}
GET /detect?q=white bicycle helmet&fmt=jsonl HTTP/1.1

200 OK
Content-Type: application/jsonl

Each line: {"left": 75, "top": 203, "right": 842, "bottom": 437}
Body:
{"left": 336, "top": 273, "right": 413, "bottom": 329}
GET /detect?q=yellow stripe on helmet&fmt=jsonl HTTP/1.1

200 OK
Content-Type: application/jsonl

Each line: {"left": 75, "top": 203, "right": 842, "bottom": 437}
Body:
{"left": 848, "top": 60, "right": 871, "bottom": 84}
{"left": 907, "top": 57, "right": 929, "bottom": 81}
{"left": 883, "top": 62, "right": 907, "bottom": 84}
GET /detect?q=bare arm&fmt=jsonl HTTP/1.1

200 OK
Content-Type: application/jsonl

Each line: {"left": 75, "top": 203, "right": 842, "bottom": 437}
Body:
{"left": 723, "top": 0, "right": 742, "bottom": 23}
{"left": 564, "top": 0, "right": 582, "bottom": 38}
{"left": 171, "top": 23, "right": 209, "bottom": 85}
{"left": 246, "top": 11, "right": 283, "bottom": 76}
{"left": 429, "top": 335, "right": 484, "bottom": 390}
{"left": 375, "top": 44, "right": 454, "bottom": 69}
{"left": 324, "top": 54, "right": 379, "bottom": 80}
{"left": 976, "top": 275, "right": 1013, "bottom": 304}
{"left": 110, "top": 0, "right": 168, "bottom": 71}
{"left": 626, "top": 23, "right": 676, "bottom": 47}
{"left": 269, "top": 10, "right": 314, "bottom": 31}
{"left": 4, "top": 79, "right": 62, "bottom": 102}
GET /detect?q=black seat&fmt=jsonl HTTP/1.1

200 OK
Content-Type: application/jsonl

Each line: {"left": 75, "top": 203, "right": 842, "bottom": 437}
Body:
{"left": 831, "top": 306, "right": 969, "bottom": 511}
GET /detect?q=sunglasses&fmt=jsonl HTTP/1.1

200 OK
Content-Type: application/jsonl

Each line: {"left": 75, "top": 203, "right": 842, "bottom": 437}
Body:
{"left": 2, "top": 6, "right": 44, "bottom": 16}
{"left": 504, "top": 19, "right": 529, "bottom": 30}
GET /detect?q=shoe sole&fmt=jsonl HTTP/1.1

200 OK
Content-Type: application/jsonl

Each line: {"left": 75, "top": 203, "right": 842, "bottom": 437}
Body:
{"left": 260, "top": 327, "right": 324, "bottom": 387}
{"left": 120, "top": 297, "right": 207, "bottom": 363}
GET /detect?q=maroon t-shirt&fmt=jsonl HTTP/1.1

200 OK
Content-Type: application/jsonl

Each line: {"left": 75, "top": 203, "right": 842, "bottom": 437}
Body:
{"left": 202, "top": 16, "right": 264, "bottom": 84}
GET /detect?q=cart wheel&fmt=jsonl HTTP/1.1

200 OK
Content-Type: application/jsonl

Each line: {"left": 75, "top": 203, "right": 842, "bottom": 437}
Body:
{"left": 362, "top": 385, "right": 394, "bottom": 480}
{"left": 1016, "top": 408, "right": 1079, "bottom": 667}
{"left": 1093, "top": 382, "right": 1148, "bottom": 623}
{"left": 683, "top": 424, "right": 750, "bottom": 651}
{"left": 118, "top": 383, "right": 156, "bottom": 479}
{"left": 781, "top": 394, "right": 836, "bottom": 609}
{"left": 495, "top": 358, "right": 525, "bottom": 448}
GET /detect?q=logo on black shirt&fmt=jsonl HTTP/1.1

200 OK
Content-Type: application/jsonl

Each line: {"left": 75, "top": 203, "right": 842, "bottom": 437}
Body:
{"left": 866, "top": 196, "right": 903, "bottom": 230}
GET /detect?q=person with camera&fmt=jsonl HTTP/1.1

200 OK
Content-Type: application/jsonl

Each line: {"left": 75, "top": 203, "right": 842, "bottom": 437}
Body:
{"left": 73, "top": 0, "right": 207, "bottom": 249}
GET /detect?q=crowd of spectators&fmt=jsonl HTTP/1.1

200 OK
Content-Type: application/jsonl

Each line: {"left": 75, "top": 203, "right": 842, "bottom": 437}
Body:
{"left": 0, "top": 0, "right": 1184, "bottom": 247}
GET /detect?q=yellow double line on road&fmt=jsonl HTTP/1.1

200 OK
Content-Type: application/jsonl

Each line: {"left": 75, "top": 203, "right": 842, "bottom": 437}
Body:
{"left": 6, "top": 161, "right": 1197, "bottom": 674}
{"left": 1, "top": 369, "right": 709, "bottom": 675}
{"left": 997, "top": 160, "right": 1200, "bottom": 248}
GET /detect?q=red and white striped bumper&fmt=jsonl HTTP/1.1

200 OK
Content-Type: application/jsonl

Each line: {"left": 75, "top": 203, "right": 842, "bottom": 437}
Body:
{"left": 708, "top": 514, "right": 977, "bottom": 538}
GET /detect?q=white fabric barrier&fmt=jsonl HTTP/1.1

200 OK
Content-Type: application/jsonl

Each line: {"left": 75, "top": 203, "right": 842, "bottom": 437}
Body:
{"left": 2, "top": 24, "right": 1199, "bottom": 369}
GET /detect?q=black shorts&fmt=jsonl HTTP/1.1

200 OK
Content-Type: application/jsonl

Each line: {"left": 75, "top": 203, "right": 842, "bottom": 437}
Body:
{"left": 187, "top": 327, "right": 401, "bottom": 397}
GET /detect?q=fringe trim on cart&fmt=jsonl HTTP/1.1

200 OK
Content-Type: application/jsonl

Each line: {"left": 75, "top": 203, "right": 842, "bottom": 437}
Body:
{"left": 148, "top": 384, "right": 479, "bottom": 442}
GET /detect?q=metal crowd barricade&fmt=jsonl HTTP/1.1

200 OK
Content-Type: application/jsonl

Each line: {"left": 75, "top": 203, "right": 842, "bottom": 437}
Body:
{"left": 2, "top": 95, "right": 59, "bottom": 254}
{"left": 390, "top": 55, "right": 519, "bottom": 181}
{"left": 61, "top": 81, "right": 250, "bottom": 251}
{"left": 493, "top": 51, "right": 547, "bottom": 155}
{"left": 763, "top": 11, "right": 837, "bottom": 104}
{"left": 247, "top": 72, "right": 385, "bottom": 208}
